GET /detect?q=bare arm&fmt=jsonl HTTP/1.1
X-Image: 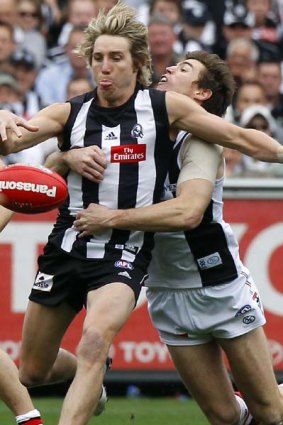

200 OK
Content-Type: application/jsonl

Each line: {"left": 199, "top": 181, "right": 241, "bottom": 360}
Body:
{"left": 0, "top": 104, "right": 70, "bottom": 155}
{"left": 73, "top": 136, "right": 219, "bottom": 235}
{"left": 166, "top": 91, "right": 283, "bottom": 163}
{"left": 44, "top": 146, "right": 107, "bottom": 182}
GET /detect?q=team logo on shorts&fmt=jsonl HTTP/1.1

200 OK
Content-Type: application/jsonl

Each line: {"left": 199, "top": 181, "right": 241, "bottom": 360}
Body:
{"left": 197, "top": 252, "right": 222, "bottom": 270}
{"left": 114, "top": 260, "right": 134, "bottom": 270}
{"left": 235, "top": 305, "right": 252, "bottom": 317}
{"left": 33, "top": 272, "right": 54, "bottom": 292}
{"left": 242, "top": 315, "right": 255, "bottom": 324}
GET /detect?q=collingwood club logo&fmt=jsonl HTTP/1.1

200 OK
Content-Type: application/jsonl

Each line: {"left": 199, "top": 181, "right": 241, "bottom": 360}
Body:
{"left": 131, "top": 123, "right": 144, "bottom": 139}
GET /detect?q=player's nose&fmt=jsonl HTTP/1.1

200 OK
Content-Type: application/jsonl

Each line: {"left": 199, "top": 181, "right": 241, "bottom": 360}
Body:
{"left": 165, "top": 65, "right": 177, "bottom": 74}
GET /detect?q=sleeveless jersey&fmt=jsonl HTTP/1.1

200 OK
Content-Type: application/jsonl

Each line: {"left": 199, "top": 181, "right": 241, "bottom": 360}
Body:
{"left": 48, "top": 85, "right": 173, "bottom": 263}
{"left": 146, "top": 131, "right": 244, "bottom": 289}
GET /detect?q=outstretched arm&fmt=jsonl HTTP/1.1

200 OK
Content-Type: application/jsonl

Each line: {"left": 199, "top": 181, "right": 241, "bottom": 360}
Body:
{"left": 166, "top": 91, "right": 283, "bottom": 163}
{"left": 73, "top": 137, "right": 220, "bottom": 235}
{"left": 0, "top": 104, "right": 70, "bottom": 155}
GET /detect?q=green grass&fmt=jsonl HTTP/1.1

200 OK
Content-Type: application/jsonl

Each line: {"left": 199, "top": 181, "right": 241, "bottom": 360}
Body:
{"left": 0, "top": 396, "right": 209, "bottom": 424}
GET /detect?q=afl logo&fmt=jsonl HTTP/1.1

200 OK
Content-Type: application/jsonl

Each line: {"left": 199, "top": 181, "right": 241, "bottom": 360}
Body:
{"left": 115, "top": 260, "right": 134, "bottom": 270}
{"left": 243, "top": 315, "right": 255, "bottom": 324}
{"left": 131, "top": 124, "right": 144, "bottom": 139}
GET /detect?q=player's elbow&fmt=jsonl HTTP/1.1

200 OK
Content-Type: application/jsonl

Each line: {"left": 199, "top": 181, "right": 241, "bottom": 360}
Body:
{"left": 179, "top": 209, "right": 203, "bottom": 230}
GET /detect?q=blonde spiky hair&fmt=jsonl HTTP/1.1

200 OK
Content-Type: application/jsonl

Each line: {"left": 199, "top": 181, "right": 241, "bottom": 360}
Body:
{"left": 80, "top": 1, "right": 152, "bottom": 86}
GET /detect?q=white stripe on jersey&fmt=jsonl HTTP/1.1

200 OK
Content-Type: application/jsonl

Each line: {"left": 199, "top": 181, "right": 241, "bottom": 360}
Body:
{"left": 134, "top": 90, "right": 156, "bottom": 208}
{"left": 69, "top": 99, "right": 92, "bottom": 148}
{"left": 67, "top": 99, "right": 93, "bottom": 217}
{"left": 100, "top": 123, "right": 121, "bottom": 208}
{"left": 87, "top": 231, "right": 113, "bottom": 258}
{"left": 61, "top": 227, "right": 79, "bottom": 252}
{"left": 123, "top": 90, "right": 157, "bottom": 250}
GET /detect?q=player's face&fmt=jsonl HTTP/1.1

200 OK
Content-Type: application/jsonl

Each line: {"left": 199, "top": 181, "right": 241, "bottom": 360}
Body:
{"left": 156, "top": 59, "right": 205, "bottom": 99}
{"left": 91, "top": 34, "right": 138, "bottom": 107}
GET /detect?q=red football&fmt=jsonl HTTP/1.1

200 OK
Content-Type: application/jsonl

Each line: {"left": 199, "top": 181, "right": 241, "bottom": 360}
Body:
{"left": 0, "top": 164, "right": 68, "bottom": 214}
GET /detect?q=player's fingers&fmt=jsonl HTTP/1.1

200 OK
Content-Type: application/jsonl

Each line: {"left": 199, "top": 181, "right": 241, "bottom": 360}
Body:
{"left": 93, "top": 155, "right": 107, "bottom": 169}
{"left": 78, "top": 230, "right": 92, "bottom": 238}
{"left": 0, "top": 123, "right": 9, "bottom": 141}
{"left": 91, "top": 147, "right": 107, "bottom": 168}
{"left": 0, "top": 120, "right": 24, "bottom": 140}
{"left": 17, "top": 119, "right": 39, "bottom": 132}
{"left": 82, "top": 170, "right": 103, "bottom": 183}
{"left": 73, "top": 218, "right": 84, "bottom": 229}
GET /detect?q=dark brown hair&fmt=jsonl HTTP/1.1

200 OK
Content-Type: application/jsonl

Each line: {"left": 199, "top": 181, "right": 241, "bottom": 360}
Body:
{"left": 186, "top": 50, "right": 236, "bottom": 116}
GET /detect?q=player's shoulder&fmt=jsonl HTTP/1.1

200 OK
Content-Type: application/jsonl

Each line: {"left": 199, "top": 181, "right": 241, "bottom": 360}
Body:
{"left": 37, "top": 102, "right": 71, "bottom": 126}
{"left": 68, "top": 90, "right": 95, "bottom": 105}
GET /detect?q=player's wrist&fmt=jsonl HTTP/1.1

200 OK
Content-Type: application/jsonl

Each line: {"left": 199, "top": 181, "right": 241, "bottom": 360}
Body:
{"left": 108, "top": 209, "right": 126, "bottom": 229}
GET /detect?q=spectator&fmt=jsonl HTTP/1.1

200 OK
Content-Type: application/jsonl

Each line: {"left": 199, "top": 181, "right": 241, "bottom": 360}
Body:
{"left": 179, "top": 0, "right": 213, "bottom": 53}
{"left": 257, "top": 59, "right": 283, "bottom": 130}
{"left": 15, "top": 0, "right": 47, "bottom": 69}
{"left": 95, "top": 0, "right": 118, "bottom": 12}
{"left": 215, "top": 1, "right": 255, "bottom": 59}
{"left": 149, "top": 0, "right": 183, "bottom": 27}
{"left": 0, "top": 0, "right": 19, "bottom": 27}
{"left": 0, "top": 22, "right": 16, "bottom": 73}
{"left": 226, "top": 80, "right": 267, "bottom": 124}
{"left": 148, "top": 14, "right": 183, "bottom": 87}
{"left": 66, "top": 76, "right": 94, "bottom": 99}
{"left": 57, "top": 0, "right": 98, "bottom": 49}
{"left": 0, "top": 71, "right": 20, "bottom": 107}
{"left": 239, "top": 103, "right": 282, "bottom": 175}
{"left": 9, "top": 49, "right": 43, "bottom": 118}
{"left": 223, "top": 146, "right": 247, "bottom": 177}
{"left": 35, "top": 25, "right": 92, "bottom": 105}
{"left": 225, "top": 36, "right": 260, "bottom": 86}
{"left": 139, "top": 0, "right": 184, "bottom": 54}
{"left": 0, "top": 70, "right": 48, "bottom": 164}
{"left": 246, "top": 0, "right": 282, "bottom": 61}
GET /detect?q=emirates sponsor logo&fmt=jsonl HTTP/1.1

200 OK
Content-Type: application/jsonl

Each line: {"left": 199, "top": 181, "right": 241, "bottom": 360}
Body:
{"left": 0, "top": 181, "right": 57, "bottom": 197}
{"left": 111, "top": 144, "right": 146, "bottom": 163}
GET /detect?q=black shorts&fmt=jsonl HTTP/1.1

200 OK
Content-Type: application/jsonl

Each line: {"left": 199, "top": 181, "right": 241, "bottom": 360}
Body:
{"left": 30, "top": 243, "right": 148, "bottom": 312}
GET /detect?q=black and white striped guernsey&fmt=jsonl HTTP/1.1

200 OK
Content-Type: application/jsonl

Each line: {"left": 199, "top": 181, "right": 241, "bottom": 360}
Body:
{"left": 146, "top": 131, "right": 243, "bottom": 289}
{"left": 48, "top": 85, "right": 173, "bottom": 263}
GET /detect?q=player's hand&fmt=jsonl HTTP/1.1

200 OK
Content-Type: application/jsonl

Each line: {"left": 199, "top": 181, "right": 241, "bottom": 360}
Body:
{"left": 0, "top": 111, "right": 39, "bottom": 141}
{"left": 74, "top": 203, "right": 112, "bottom": 236}
{"left": 64, "top": 146, "right": 106, "bottom": 182}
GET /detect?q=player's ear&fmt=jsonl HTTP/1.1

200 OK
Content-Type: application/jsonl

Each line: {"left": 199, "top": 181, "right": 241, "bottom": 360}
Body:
{"left": 195, "top": 88, "right": 212, "bottom": 101}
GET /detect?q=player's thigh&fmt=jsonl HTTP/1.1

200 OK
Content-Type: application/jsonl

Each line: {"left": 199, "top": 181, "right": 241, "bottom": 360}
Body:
{"left": 168, "top": 342, "right": 237, "bottom": 411}
{"left": 85, "top": 282, "right": 136, "bottom": 342}
{"left": 21, "top": 300, "right": 76, "bottom": 370}
{"left": 219, "top": 327, "right": 280, "bottom": 407}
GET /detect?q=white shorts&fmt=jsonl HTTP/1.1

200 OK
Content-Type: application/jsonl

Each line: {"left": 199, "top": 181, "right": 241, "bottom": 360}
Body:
{"left": 147, "top": 271, "right": 266, "bottom": 346}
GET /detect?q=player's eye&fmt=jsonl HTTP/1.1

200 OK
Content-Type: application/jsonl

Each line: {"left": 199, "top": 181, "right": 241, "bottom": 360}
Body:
{"left": 112, "top": 55, "right": 122, "bottom": 61}
{"left": 93, "top": 54, "right": 102, "bottom": 61}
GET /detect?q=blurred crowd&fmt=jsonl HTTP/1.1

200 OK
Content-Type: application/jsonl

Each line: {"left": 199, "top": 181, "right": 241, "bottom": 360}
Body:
{"left": 1, "top": 0, "right": 283, "bottom": 178}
